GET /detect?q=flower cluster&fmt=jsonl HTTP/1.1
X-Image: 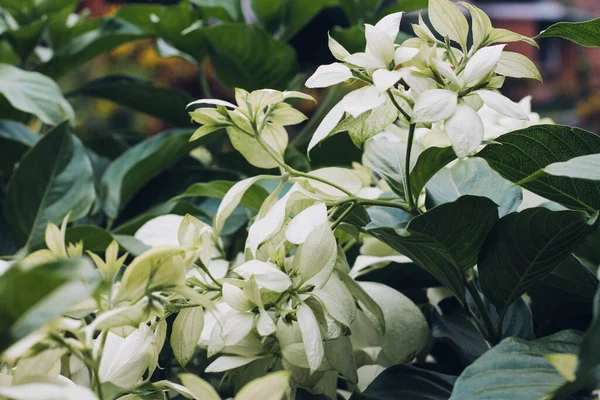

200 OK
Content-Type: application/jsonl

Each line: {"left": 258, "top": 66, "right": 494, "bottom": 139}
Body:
{"left": 306, "top": 0, "right": 541, "bottom": 158}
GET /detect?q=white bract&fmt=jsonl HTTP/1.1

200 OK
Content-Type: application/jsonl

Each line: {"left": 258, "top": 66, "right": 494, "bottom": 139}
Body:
{"left": 304, "top": 0, "right": 539, "bottom": 158}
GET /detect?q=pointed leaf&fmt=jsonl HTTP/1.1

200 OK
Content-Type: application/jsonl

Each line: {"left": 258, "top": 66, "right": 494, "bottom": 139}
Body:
{"left": 476, "top": 125, "right": 600, "bottom": 212}
{"left": 478, "top": 208, "right": 596, "bottom": 319}
{"left": 4, "top": 122, "right": 95, "bottom": 251}
{"left": 449, "top": 330, "right": 582, "bottom": 400}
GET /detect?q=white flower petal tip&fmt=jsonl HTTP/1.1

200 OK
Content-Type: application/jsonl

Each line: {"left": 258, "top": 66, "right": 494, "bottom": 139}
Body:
{"left": 305, "top": 63, "right": 353, "bottom": 88}
{"left": 373, "top": 70, "right": 404, "bottom": 92}
{"left": 394, "top": 47, "right": 419, "bottom": 65}
{"left": 187, "top": 99, "right": 237, "bottom": 109}
{"left": 375, "top": 12, "right": 404, "bottom": 40}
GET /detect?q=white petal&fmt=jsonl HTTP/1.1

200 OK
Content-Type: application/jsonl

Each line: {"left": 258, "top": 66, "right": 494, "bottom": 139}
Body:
{"left": 246, "top": 190, "right": 292, "bottom": 256}
{"left": 0, "top": 384, "right": 97, "bottom": 400}
{"left": 312, "top": 274, "right": 357, "bottom": 327}
{"left": 444, "top": 104, "right": 484, "bottom": 158}
{"left": 308, "top": 167, "right": 364, "bottom": 197}
{"left": 342, "top": 85, "right": 387, "bottom": 118}
{"left": 462, "top": 45, "right": 505, "bottom": 87}
{"left": 205, "top": 355, "right": 261, "bottom": 373}
{"left": 372, "top": 69, "right": 404, "bottom": 92}
{"left": 308, "top": 102, "right": 345, "bottom": 154}
{"left": 365, "top": 24, "right": 395, "bottom": 65}
{"left": 394, "top": 47, "right": 419, "bottom": 65}
{"left": 413, "top": 89, "right": 458, "bottom": 123}
{"left": 187, "top": 99, "right": 237, "bottom": 108}
{"left": 344, "top": 52, "right": 387, "bottom": 69}
{"left": 285, "top": 203, "right": 328, "bottom": 245}
{"left": 179, "top": 373, "right": 221, "bottom": 400}
{"left": 257, "top": 309, "right": 276, "bottom": 336}
{"left": 222, "top": 283, "right": 253, "bottom": 311}
{"left": 328, "top": 32, "right": 351, "bottom": 61}
{"left": 223, "top": 312, "right": 255, "bottom": 346}
{"left": 234, "top": 260, "right": 292, "bottom": 292}
{"left": 296, "top": 304, "right": 324, "bottom": 372}
{"left": 135, "top": 215, "right": 184, "bottom": 247}
{"left": 282, "top": 91, "right": 316, "bottom": 102}
{"left": 215, "top": 176, "right": 266, "bottom": 234}
{"left": 375, "top": 12, "right": 404, "bottom": 40}
{"left": 432, "top": 59, "right": 460, "bottom": 86}
{"left": 475, "top": 90, "right": 529, "bottom": 120}
{"left": 293, "top": 222, "right": 337, "bottom": 286}
{"left": 305, "top": 63, "right": 353, "bottom": 88}
{"left": 403, "top": 70, "right": 437, "bottom": 97}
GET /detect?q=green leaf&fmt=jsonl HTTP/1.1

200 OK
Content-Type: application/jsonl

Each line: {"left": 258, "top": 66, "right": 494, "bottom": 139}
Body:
{"left": 39, "top": 17, "right": 146, "bottom": 79}
{"left": 250, "top": 0, "right": 285, "bottom": 33}
{"left": 65, "top": 225, "right": 115, "bottom": 253}
{"left": 426, "top": 158, "right": 522, "bottom": 217}
{"left": 0, "top": 120, "right": 38, "bottom": 177}
{"left": 204, "top": 23, "right": 296, "bottom": 91}
{"left": 68, "top": 75, "right": 193, "bottom": 126}
{"left": 449, "top": 330, "right": 582, "bottom": 400}
{"left": 376, "top": 0, "right": 429, "bottom": 17}
{"left": 339, "top": 0, "right": 378, "bottom": 26}
{"left": 478, "top": 208, "right": 597, "bottom": 320}
{"left": 5, "top": 17, "right": 46, "bottom": 61}
{"left": 173, "top": 180, "right": 269, "bottom": 211}
{"left": 101, "top": 129, "right": 194, "bottom": 220}
{"left": 282, "top": 0, "right": 338, "bottom": 40}
{"left": 2, "top": 0, "right": 76, "bottom": 25}
{"left": 0, "top": 64, "right": 74, "bottom": 125}
{"left": 476, "top": 125, "right": 600, "bottom": 212}
{"left": 538, "top": 18, "right": 600, "bottom": 47}
{"left": 351, "top": 364, "right": 454, "bottom": 400}
{"left": 537, "top": 255, "right": 598, "bottom": 300}
{"left": 4, "top": 122, "right": 95, "bottom": 251}
{"left": 365, "top": 196, "right": 499, "bottom": 302}
{"left": 0, "top": 258, "right": 101, "bottom": 353}
{"left": 343, "top": 102, "right": 398, "bottom": 147}
{"left": 410, "top": 146, "right": 456, "bottom": 198}
{"left": 330, "top": 25, "right": 366, "bottom": 54}
{"left": 191, "top": 0, "right": 242, "bottom": 22}
{"left": 569, "top": 269, "right": 600, "bottom": 392}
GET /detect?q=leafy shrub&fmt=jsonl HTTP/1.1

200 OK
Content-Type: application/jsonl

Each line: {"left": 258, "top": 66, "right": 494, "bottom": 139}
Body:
{"left": 1, "top": 0, "right": 600, "bottom": 399}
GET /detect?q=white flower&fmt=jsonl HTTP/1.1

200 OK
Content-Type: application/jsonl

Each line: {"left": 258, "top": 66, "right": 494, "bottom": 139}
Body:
{"left": 98, "top": 324, "right": 159, "bottom": 389}
{"left": 306, "top": 12, "right": 420, "bottom": 152}
{"left": 413, "top": 88, "right": 528, "bottom": 157}
{"left": 135, "top": 214, "right": 184, "bottom": 247}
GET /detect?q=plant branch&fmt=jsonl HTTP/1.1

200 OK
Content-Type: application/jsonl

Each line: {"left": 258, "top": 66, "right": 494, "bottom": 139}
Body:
{"left": 466, "top": 280, "right": 499, "bottom": 344}
{"left": 290, "top": 85, "right": 343, "bottom": 148}
{"left": 331, "top": 201, "right": 357, "bottom": 230}
{"left": 254, "top": 135, "right": 354, "bottom": 196}
{"left": 387, "top": 90, "right": 412, "bottom": 122}
{"left": 404, "top": 123, "right": 417, "bottom": 213}
{"left": 195, "top": 260, "right": 222, "bottom": 288}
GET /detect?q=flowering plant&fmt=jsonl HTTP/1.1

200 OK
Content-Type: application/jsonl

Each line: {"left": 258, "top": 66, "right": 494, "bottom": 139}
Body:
{"left": 1, "top": 1, "right": 600, "bottom": 400}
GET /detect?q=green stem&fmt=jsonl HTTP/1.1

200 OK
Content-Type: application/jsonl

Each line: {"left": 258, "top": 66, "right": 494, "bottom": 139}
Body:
{"left": 195, "top": 260, "right": 223, "bottom": 288}
{"left": 466, "top": 280, "right": 498, "bottom": 344}
{"left": 331, "top": 202, "right": 357, "bottom": 230}
{"left": 403, "top": 123, "right": 417, "bottom": 213}
{"left": 255, "top": 135, "right": 354, "bottom": 196}
{"left": 387, "top": 91, "right": 412, "bottom": 122}
{"left": 290, "top": 85, "right": 343, "bottom": 148}
{"left": 51, "top": 334, "right": 105, "bottom": 400}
